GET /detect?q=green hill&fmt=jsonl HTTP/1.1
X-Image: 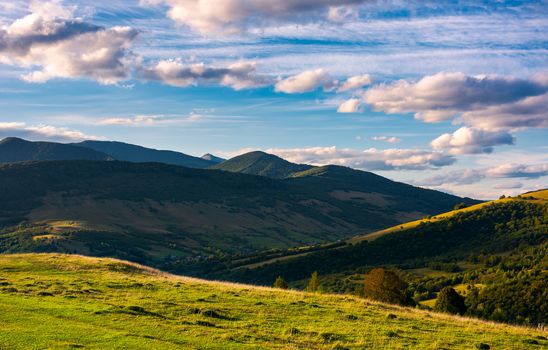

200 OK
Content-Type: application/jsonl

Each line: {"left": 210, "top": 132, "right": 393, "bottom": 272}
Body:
{"left": 0, "top": 253, "right": 544, "bottom": 349}
{"left": 0, "top": 137, "right": 112, "bottom": 163}
{"left": 211, "top": 151, "right": 313, "bottom": 178}
{"left": 76, "top": 140, "right": 215, "bottom": 168}
{"left": 0, "top": 160, "right": 474, "bottom": 269}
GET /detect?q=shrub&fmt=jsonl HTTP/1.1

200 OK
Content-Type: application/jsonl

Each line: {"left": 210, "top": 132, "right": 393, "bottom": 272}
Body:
{"left": 274, "top": 276, "right": 289, "bottom": 289}
{"left": 453, "top": 203, "right": 468, "bottom": 210}
{"left": 363, "top": 268, "right": 414, "bottom": 306}
{"left": 434, "top": 287, "right": 467, "bottom": 315}
{"left": 306, "top": 271, "right": 320, "bottom": 293}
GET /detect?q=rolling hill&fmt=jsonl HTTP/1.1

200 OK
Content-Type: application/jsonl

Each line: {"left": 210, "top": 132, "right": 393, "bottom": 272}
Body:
{"left": 0, "top": 253, "right": 544, "bottom": 349}
{"left": 211, "top": 151, "right": 313, "bottom": 178}
{"left": 0, "top": 137, "right": 112, "bottom": 163}
{"left": 76, "top": 140, "right": 216, "bottom": 168}
{"left": 0, "top": 160, "right": 475, "bottom": 269}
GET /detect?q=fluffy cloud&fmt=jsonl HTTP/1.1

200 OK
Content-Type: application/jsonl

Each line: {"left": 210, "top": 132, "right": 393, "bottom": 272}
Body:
{"left": 275, "top": 69, "right": 334, "bottom": 94}
{"left": 0, "top": 1, "right": 138, "bottom": 84}
{"left": 0, "top": 122, "right": 100, "bottom": 141}
{"left": 146, "top": 0, "right": 366, "bottom": 34}
{"left": 363, "top": 72, "right": 548, "bottom": 129}
{"left": 460, "top": 92, "right": 548, "bottom": 131}
{"left": 416, "top": 163, "right": 548, "bottom": 186}
{"left": 262, "top": 146, "right": 455, "bottom": 171}
{"left": 431, "top": 127, "right": 514, "bottom": 154}
{"left": 337, "top": 98, "right": 361, "bottom": 113}
{"left": 372, "top": 136, "right": 401, "bottom": 143}
{"left": 486, "top": 163, "right": 548, "bottom": 179}
{"left": 338, "top": 74, "right": 372, "bottom": 92}
{"left": 138, "top": 60, "right": 271, "bottom": 90}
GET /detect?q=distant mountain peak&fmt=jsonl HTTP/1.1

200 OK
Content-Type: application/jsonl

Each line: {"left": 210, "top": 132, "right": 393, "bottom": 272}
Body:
{"left": 201, "top": 153, "right": 225, "bottom": 164}
{"left": 211, "top": 150, "right": 312, "bottom": 179}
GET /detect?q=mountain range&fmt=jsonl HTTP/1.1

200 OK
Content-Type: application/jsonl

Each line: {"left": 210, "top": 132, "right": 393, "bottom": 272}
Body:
{"left": 0, "top": 137, "right": 477, "bottom": 267}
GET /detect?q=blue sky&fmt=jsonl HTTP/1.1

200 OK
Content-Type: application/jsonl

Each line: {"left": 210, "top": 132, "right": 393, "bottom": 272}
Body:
{"left": 0, "top": 0, "right": 547, "bottom": 199}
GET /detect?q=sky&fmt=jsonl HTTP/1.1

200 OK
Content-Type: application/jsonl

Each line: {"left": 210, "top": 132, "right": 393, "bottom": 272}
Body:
{"left": 0, "top": 0, "right": 547, "bottom": 199}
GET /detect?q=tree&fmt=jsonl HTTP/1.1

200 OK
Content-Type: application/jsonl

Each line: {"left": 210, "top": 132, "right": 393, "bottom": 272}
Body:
{"left": 273, "top": 276, "right": 289, "bottom": 289}
{"left": 363, "top": 268, "right": 414, "bottom": 306}
{"left": 453, "top": 202, "right": 467, "bottom": 210}
{"left": 435, "top": 287, "right": 467, "bottom": 315}
{"left": 306, "top": 271, "right": 320, "bottom": 293}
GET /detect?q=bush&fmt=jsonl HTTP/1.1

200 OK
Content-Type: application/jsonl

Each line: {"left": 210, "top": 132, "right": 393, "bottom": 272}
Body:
{"left": 363, "top": 268, "right": 414, "bottom": 306}
{"left": 274, "top": 276, "right": 289, "bottom": 289}
{"left": 454, "top": 203, "right": 468, "bottom": 210}
{"left": 435, "top": 287, "right": 467, "bottom": 315}
{"left": 306, "top": 271, "right": 320, "bottom": 293}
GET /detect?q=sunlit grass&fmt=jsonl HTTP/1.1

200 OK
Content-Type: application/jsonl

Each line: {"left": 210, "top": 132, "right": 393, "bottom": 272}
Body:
{"left": 0, "top": 253, "right": 545, "bottom": 349}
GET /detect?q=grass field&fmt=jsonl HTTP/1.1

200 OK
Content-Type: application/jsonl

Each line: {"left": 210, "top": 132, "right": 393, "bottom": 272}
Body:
{"left": 0, "top": 254, "right": 545, "bottom": 349}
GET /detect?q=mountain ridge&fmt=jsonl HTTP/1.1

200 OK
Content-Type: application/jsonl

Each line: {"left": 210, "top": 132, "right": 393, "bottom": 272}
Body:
{"left": 75, "top": 140, "right": 215, "bottom": 168}
{"left": 0, "top": 137, "right": 113, "bottom": 163}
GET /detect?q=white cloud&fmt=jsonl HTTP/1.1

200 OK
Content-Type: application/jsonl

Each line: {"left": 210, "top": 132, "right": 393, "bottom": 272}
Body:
{"left": 138, "top": 59, "right": 271, "bottom": 90}
{"left": 431, "top": 127, "right": 514, "bottom": 154}
{"left": 147, "top": 0, "right": 366, "bottom": 35}
{"left": 486, "top": 163, "right": 548, "bottom": 179}
{"left": 274, "top": 68, "right": 334, "bottom": 94}
{"left": 337, "top": 98, "right": 361, "bottom": 113}
{"left": 416, "top": 163, "right": 548, "bottom": 186}
{"left": 98, "top": 113, "right": 205, "bottom": 126}
{"left": 261, "top": 146, "right": 456, "bottom": 171}
{"left": 338, "top": 74, "right": 372, "bottom": 92}
{"left": 99, "top": 115, "right": 166, "bottom": 126}
{"left": 493, "top": 182, "right": 523, "bottom": 190}
{"left": 0, "top": 1, "right": 138, "bottom": 84}
{"left": 363, "top": 72, "right": 548, "bottom": 129}
{"left": 371, "top": 136, "right": 401, "bottom": 143}
{"left": 0, "top": 121, "right": 101, "bottom": 141}
{"left": 459, "top": 92, "right": 548, "bottom": 131}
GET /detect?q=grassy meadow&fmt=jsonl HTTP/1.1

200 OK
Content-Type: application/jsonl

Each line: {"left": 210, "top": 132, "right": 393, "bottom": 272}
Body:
{"left": 0, "top": 254, "right": 545, "bottom": 349}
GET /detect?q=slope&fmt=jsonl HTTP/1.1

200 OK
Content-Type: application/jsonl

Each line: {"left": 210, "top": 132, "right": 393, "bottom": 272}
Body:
{"left": 0, "top": 137, "right": 112, "bottom": 163}
{"left": 211, "top": 151, "right": 312, "bottom": 178}
{"left": 0, "top": 253, "right": 544, "bottom": 349}
{"left": 0, "top": 160, "right": 475, "bottom": 269}
{"left": 217, "top": 190, "right": 547, "bottom": 283}
{"left": 76, "top": 140, "right": 215, "bottom": 168}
